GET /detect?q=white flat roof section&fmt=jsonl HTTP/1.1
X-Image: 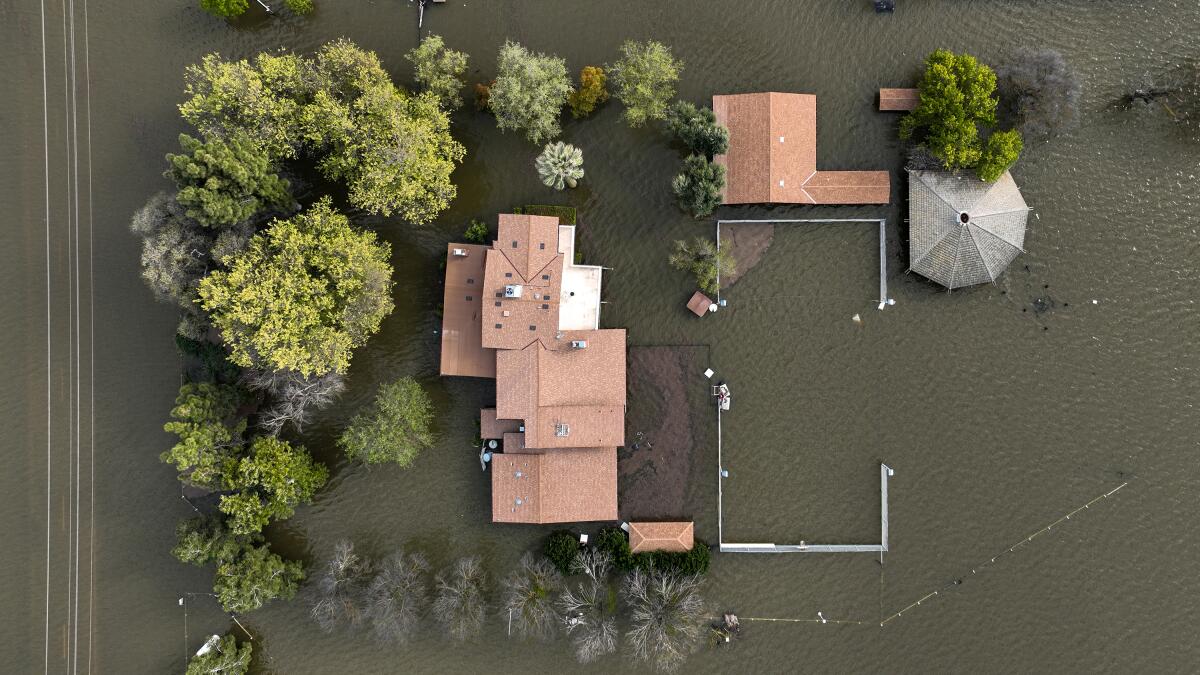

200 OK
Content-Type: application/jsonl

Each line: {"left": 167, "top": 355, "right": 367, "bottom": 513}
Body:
{"left": 557, "top": 225, "right": 603, "bottom": 330}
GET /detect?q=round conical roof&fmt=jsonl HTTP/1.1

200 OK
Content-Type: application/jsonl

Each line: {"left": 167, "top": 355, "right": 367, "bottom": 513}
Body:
{"left": 907, "top": 170, "right": 1029, "bottom": 289}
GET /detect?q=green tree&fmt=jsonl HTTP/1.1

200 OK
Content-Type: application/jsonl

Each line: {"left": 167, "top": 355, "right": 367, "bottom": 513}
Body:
{"left": 671, "top": 155, "right": 724, "bottom": 219}
{"left": 179, "top": 52, "right": 312, "bottom": 159}
{"left": 198, "top": 198, "right": 394, "bottom": 376}
{"left": 535, "top": 142, "right": 584, "bottom": 190}
{"left": 462, "top": 219, "right": 490, "bottom": 244}
{"left": 900, "top": 49, "right": 999, "bottom": 169}
{"left": 166, "top": 133, "right": 292, "bottom": 229}
{"left": 214, "top": 542, "right": 304, "bottom": 613}
{"left": 186, "top": 633, "right": 252, "bottom": 675}
{"left": 567, "top": 66, "right": 608, "bottom": 118}
{"left": 220, "top": 436, "right": 328, "bottom": 535}
{"left": 406, "top": 34, "right": 469, "bottom": 110}
{"left": 609, "top": 40, "right": 683, "bottom": 128}
{"left": 161, "top": 382, "right": 246, "bottom": 490}
{"left": 199, "top": 0, "right": 248, "bottom": 18}
{"left": 337, "top": 377, "right": 435, "bottom": 467}
{"left": 172, "top": 515, "right": 255, "bottom": 566}
{"left": 489, "top": 41, "right": 573, "bottom": 144}
{"left": 664, "top": 101, "right": 728, "bottom": 158}
{"left": 976, "top": 129, "right": 1023, "bottom": 182}
{"left": 284, "top": 0, "right": 314, "bottom": 14}
{"left": 669, "top": 237, "right": 735, "bottom": 295}
{"left": 543, "top": 530, "right": 579, "bottom": 575}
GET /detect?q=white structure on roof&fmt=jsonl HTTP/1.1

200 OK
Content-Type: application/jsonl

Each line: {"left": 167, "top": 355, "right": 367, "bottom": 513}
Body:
{"left": 908, "top": 170, "right": 1030, "bottom": 289}
{"left": 557, "top": 225, "right": 604, "bottom": 330}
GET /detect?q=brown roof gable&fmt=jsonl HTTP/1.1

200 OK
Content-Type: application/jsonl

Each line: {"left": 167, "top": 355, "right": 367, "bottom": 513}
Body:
{"left": 628, "top": 521, "right": 695, "bottom": 553}
{"left": 439, "top": 243, "right": 496, "bottom": 378}
{"left": 713, "top": 92, "right": 890, "bottom": 205}
{"left": 491, "top": 448, "right": 618, "bottom": 524}
{"left": 481, "top": 215, "right": 564, "bottom": 351}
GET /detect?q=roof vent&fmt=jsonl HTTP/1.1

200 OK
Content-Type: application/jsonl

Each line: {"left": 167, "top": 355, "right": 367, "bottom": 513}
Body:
{"left": 504, "top": 284, "right": 523, "bottom": 298}
{"left": 779, "top": 180, "right": 785, "bottom": 187}
{"left": 555, "top": 423, "right": 570, "bottom": 437}
{"left": 779, "top": 136, "right": 785, "bottom": 143}
{"left": 451, "top": 247, "right": 469, "bottom": 257}
{"left": 570, "top": 340, "right": 588, "bottom": 349}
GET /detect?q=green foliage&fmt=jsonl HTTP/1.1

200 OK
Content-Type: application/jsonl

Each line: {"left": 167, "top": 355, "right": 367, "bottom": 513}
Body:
{"left": 535, "top": 142, "right": 584, "bottom": 190}
{"left": 489, "top": 41, "right": 573, "bottom": 144}
{"left": 664, "top": 100, "right": 728, "bottom": 158}
{"left": 175, "top": 334, "right": 242, "bottom": 383}
{"left": 671, "top": 154, "right": 725, "bottom": 219}
{"left": 198, "top": 198, "right": 394, "bottom": 376}
{"left": 976, "top": 129, "right": 1024, "bottom": 182}
{"left": 544, "top": 530, "right": 579, "bottom": 575}
{"left": 284, "top": 0, "right": 314, "bottom": 14}
{"left": 166, "top": 133, "right": 292, "bottom": 229}
{"left": 900, "top": 49, "right": 999, "bottom": 170}
{"left": 130, "top": 193, "right": 213, "bottom": 308}
{"left": 220, "top": 436, "right": 328, "bottom": 535}
{"left": 668, "top": 237, "right": 735, "bottom": 295}
{"left": 214, "top": 541, "right": 305, "bottom": 613}
{"left": 337, "top": 377, "right": 436, "bottom": 467}
{"left": 199, "top": 0, "right": 248, "bottom": 18}
{"left": 462, "top": 219, "right": 490, "bottom": 244}
{"left": 185, "top": 633, "right": 252, "bottom": 675}
{"left": 609, "top": 40, "right": 683, "bottom": 128}
{"left": 594, "top": 527, "right": 711, "bottom": 576}
{"left": 406, "top": 34, "right": 469, "bottom": 110}
{"left": 567, "top": 66, "right": 608, "bottom": 118}
{"left": 172, "top": 514, "right": 257, "bottom": 566}
{"left": 517, "top": 204, "right": 576, "bottom": 225}
{"left": 161, "top": 382, "right": 246, "bottom": 489}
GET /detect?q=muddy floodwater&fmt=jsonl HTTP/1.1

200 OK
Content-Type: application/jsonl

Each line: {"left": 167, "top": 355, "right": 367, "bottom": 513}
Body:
{"left": 4, "top": 0, "right": 1198, "bottom": 672}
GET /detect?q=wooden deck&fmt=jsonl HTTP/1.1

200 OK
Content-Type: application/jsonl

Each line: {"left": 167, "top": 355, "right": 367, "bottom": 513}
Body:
{"left": 879, "top": 88, "right": 920, "bottom": 111}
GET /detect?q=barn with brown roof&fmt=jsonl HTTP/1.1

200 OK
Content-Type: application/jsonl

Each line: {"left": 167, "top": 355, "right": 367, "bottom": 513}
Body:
{"left": 712, "top": 92, "right": 891, "bottom": 205}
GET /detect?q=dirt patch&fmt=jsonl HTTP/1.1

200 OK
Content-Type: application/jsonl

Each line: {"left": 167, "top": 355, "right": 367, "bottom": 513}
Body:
{"left": 619, "top": 346, "right": 713, "bottom": 522}
{"left": 720, "top": 223, "right": 774, "bottom": 287}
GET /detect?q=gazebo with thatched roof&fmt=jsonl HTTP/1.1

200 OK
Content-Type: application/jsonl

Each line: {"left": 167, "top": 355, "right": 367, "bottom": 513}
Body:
{"left": 907, "top": 170, "right": 1030, "bottom": 289}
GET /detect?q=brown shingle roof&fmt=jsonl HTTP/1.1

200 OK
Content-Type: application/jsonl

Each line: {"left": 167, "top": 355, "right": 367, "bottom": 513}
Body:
{"left": 628, "top": 521, "right": 695, "bottom": 553}
{"left": 481, "top": 215, "right": 564, "bottom": 351}
{"left": 713, "top": 92, "right": 891, "bottom": 205}
{"left": 491, "top": 448, "right": 618, "bottom": 524}
{"left": 686, "top": 291, "right": 713, "bottom": 317}
{"left": 439, "top": 243, "right": 496, "bottom": 378}
{"left": 481, "top": 408, "right": 522, "bottom": 439}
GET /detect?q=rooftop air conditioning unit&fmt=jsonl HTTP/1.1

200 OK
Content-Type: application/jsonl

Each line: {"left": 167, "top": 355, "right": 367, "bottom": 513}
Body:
{"left": 451, "top": 248, "right": 469, "bottom": 257}
{"left": 555, "top": 423, "right": 570, "bottom": 437}
{"left": 504, "top": 284, "right": 523, "bottom": 298}
{"left": 570, "top": 340, "right": 588, "bottom": 349}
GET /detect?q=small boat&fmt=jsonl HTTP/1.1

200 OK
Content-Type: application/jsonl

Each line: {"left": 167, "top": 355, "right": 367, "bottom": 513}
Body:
{"left": 714, "top": 383, "right": 731, "bottom": 411}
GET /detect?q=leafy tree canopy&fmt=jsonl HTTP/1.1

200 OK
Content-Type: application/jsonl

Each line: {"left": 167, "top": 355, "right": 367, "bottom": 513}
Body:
{"left": 338, "top": 377, "right": 435, "bottom": 467}
{"left": 198, "top": 198, "right": 394, "bottom": 376}
{"left": 609, "top": 40, "right": 683, "bottom": 128}
{"left": 166, "top": 133, "right": 292, "bottom": 229}
{"left": 220, "top": 435, "right": 328, "bottom": 535}
{"left": 567, "top": 66, "right": 608, "bottom": 118}
{"left": 214, "top": 541, "right": 304, "bottom": 613}
{"left": 406, "top": 34, "right": 469, "bottom": 110}
{"left": 185, "top": 633, "right": 252, "bottom": 675}
{"left": 489, "top": 41, "right": 573, "bottom": 144}
{"left": 976, "top": 129, "right": 1024, "bottom": 182}
{"left": 664, "top": 100, "right": 728, "bottom": 158}
{"left": 161, "top": 382, "right": 247, "bottom": 489}
{"left": 900, "top": 49, "right": 999, "bottom": 169}
{"left": 671, "top": 154, "right": 725, "bottom": 219}
{"left": 173, "top": 514, "right": 258, "bottom": 567}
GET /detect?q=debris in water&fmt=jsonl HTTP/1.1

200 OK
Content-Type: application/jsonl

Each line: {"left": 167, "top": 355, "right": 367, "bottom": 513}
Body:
{"left": 852, "top": 313, "right": 862, "bottom": 325}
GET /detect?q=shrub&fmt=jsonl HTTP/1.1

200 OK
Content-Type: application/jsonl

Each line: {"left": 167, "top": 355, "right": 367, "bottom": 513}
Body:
{"left": 463, "top": 219, "right": 490, "bottom": 244}
{"left": 609, "top": 40, "right": 683, "bottom": 127}
{"left": 199, "top": 0, "right": 248, "bottom": 18}
{"left": 544, "top": 530, "right": 579, "bottom": 575}
{"left": 595, "top": 527, "right": 711, "bottom": 576}
{"left": 474, "top": 81, "right": 492, "bottom": 111}
{"left": 664, "top": 100, "right": 728, "bottom": 158}
{"left": 519, "top": 204, "right": 577, "bottom": 225}
{"left": 671, "top": 155, "right": 725, "bottom": 219}
{"left": 568, "top": 66, "right": 608, "bottom": 118}
{"left": 976, "top": 129, "right": 1023, "bottom": 182}
{"left": 535, "top": 142, "right": 584, "bottom": 190}
{"left": 668, "top": 238, "right": 735, "bottom": 296}
{"left": 284, "top": 0, "right": 314, "bottom": 14}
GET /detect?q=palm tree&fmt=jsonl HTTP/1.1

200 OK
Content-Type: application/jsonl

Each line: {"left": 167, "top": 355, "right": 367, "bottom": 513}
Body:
{"left": 502, "top": 552, "right": 564, "bottom": 641}
{"left": 535, "top": 142, "right": 584, "bottom": 190}
{"left": 623, "top": 569, "right": 707, "bottom": 673}
{"left": 365, "top": 548, "right": 430, "bottom": 645}
{"left": 668, "top": 237, "right": 736, "bottom": 295}
{"left": 557, "top": 549, "right": 618, "bottom": 663}
{"left": 309, "top": 540, "right": 371, "bottom": 633}
{"left": 432, "top": 556, "right": 489, "bottom": 640}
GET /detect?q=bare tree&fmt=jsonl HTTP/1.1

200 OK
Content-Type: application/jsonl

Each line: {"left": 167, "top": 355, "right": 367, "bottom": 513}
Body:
{"left": 557, "top": 549, "right": 618, "bottom": 664}
{"left": 310, "top": 540, "right": 372, "bottom": 633}
{"left": 623, "top": 569, "right": 707, "bottom": 673}
{"left": 905, "top": 144, "right": 945, "bottom": 172}
{"left": 996, "top": 48, "right": 1082, "bottom": 138}
{"left": 501, "top": 552, "right": 564, "bottom": 641}
{"left": 241, "top": 368, "right": 346, "bottom": 435}
{"left": 366, "top": 549, "right": 431, "bottom": 645}
{"left": 432, "top": 556, "right": 489, "bottom": 641}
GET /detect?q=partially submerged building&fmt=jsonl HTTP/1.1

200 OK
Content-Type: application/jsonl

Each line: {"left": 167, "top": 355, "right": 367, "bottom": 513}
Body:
{"left": 712, "top": 92, "right": 891, "bottom": 205}
{"left": 441, "top": 213, "right": 624, "bottom": 524}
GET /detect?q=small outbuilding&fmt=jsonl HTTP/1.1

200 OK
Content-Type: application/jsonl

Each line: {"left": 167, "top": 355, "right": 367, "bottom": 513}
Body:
{"left": 686, "top": 291, "right": 713, "bottom": 317}
{"left": 907, "top": 170, "right": 1030, "bottom": 289}
{"left": 628, "top": 521, "right": 695, "bottom": 553}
